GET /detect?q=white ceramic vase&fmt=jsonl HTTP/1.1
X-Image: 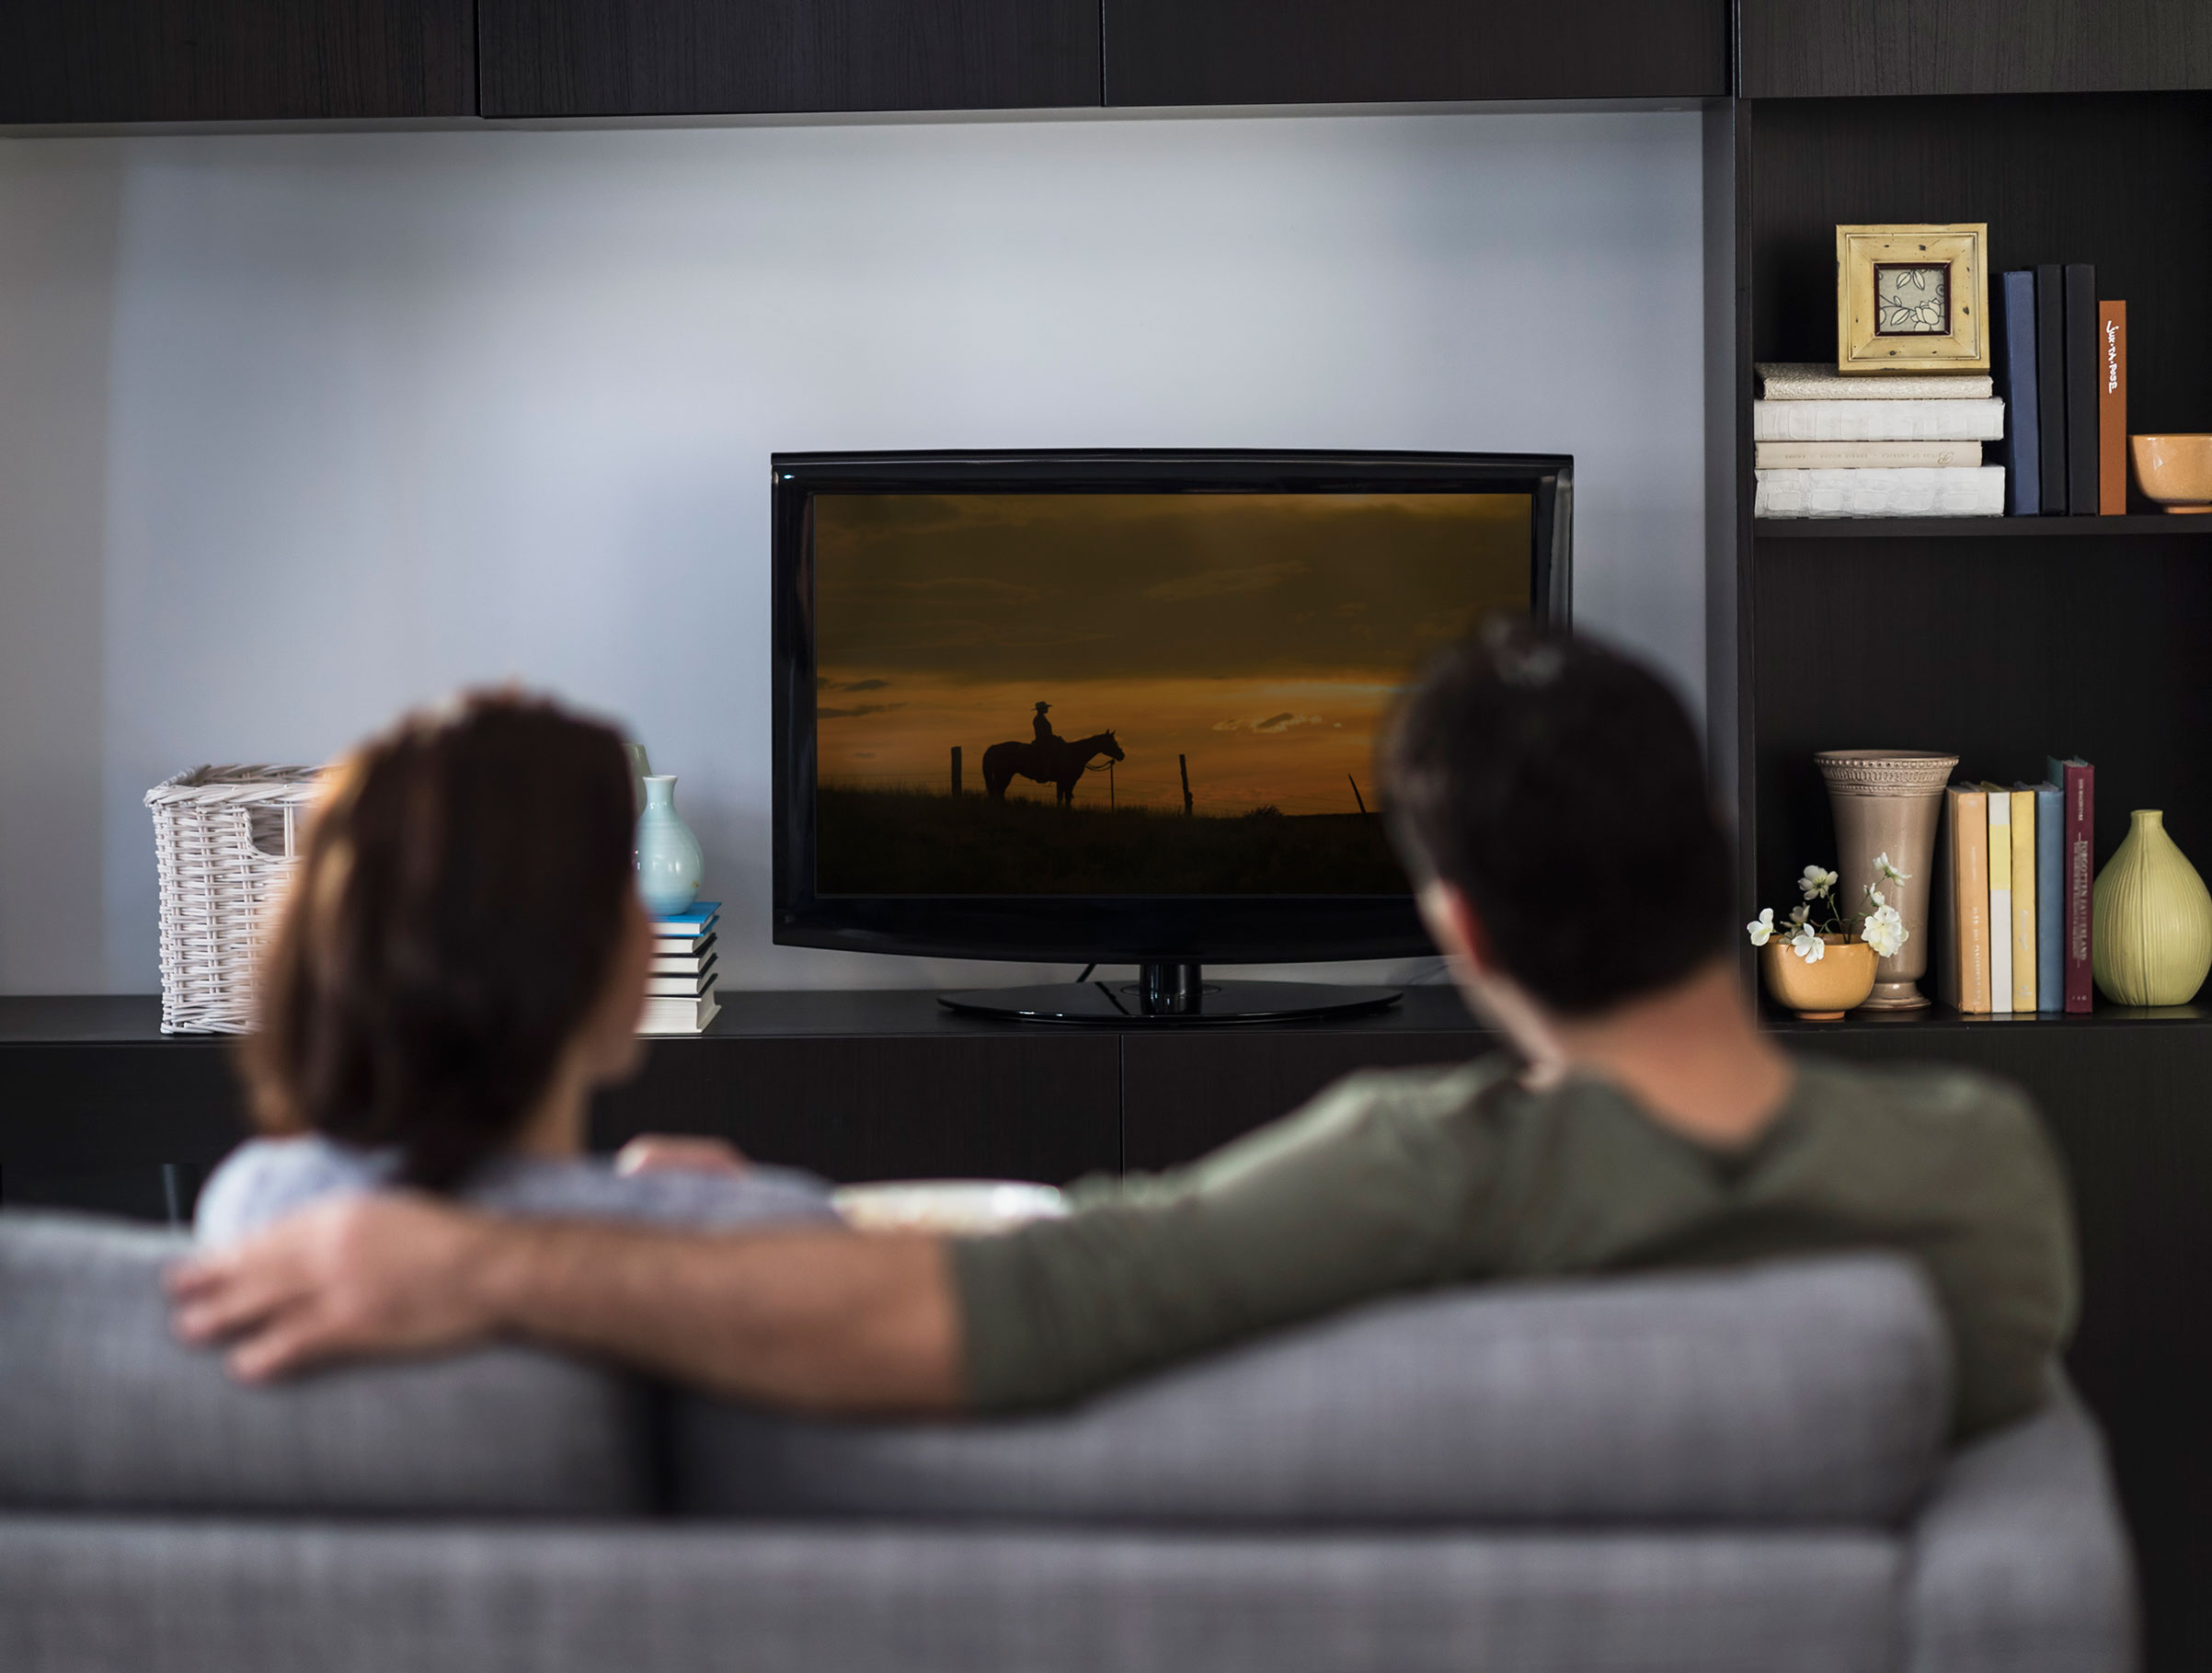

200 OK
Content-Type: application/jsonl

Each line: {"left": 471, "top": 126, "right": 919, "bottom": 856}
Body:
{"left": 636, "top": 775, "right": 704, "bottom": 916}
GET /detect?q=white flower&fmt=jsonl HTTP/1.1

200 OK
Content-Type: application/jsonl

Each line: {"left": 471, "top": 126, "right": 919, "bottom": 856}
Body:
{"left": 1874, "top": 853, "right": 1910, "bottom": 884}
{"left": 1799, "top": 865, "right": 1840, "bottom": 900}
{"left": 1787, "top": 903, "right": 1811, "bottom": 929}
{"left": 1746, "top": 908, "right": 1776, "bottom": 947}
{"left": 1867, "top": 884, "right": 1887, "bottom": 909}
{"left": 1788, "top": 923, "right": 1827, "bottom": 962}
{"left": 1861, "top": 903, "right": 1908, "bottom": 959}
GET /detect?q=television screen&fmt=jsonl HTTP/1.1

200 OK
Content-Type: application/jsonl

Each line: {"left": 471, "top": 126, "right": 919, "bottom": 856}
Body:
{"left": 810, "top": 488, "right": 1534, "bottom": 897}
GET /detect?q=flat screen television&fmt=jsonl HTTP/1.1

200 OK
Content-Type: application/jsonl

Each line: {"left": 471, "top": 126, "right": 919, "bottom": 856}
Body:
{"left": 773, "top": 450, "right": 1571, "bottom": 1023}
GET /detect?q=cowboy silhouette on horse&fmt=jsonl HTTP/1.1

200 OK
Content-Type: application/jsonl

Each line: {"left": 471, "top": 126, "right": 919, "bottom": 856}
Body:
{"left": 983, "top": 701, "right": 1124, "bottom": 805}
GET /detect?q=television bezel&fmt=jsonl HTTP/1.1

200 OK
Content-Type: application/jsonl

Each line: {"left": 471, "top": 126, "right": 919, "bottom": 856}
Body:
{"left": 772, "top": 449, "right": 1572, "bottom": 966}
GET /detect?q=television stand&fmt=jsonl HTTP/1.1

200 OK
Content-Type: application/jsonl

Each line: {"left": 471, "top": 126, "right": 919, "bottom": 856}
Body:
{"left": 938, "top": 962, "right": 1401, "bottom": 1026}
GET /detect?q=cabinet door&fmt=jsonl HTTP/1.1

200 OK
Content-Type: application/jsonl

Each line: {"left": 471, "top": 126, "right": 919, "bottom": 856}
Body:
{"left": 481, "top": 0, "right": 1101, "bottom": 118}
{"left": 1103, "top": 0, "right": 1724, "bottom": 107}
{"left": 0, "top": 0, "right": 474, "bottom": 123}
{"left": 1741, "top": 0, "right": 2212, "bottom": 97}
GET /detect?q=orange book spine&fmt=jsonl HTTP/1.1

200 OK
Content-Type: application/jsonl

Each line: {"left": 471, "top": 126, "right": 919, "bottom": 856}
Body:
{"left": 1942, "top": 785, "right": 1992, "bottom": 1014}
{"left": 2100, "top": 301, "right": 2127, "bottom": 514}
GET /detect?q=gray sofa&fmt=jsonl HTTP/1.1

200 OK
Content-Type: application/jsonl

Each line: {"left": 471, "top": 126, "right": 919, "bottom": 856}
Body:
{"left": 0, "top": 1212, "right": 2135, "bottom": 1673}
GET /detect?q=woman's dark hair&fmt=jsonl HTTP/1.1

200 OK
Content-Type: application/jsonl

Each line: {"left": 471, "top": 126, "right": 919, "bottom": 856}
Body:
{"left": 1381, "top": 618, "right": 1733, "bottom": 1015}
{"left": 241, "top": 692, "right": 637, "bottom": 1190}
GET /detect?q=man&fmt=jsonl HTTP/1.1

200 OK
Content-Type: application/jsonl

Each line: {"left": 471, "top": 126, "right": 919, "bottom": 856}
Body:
{"left": 1032, "top": 701, "right": 1057, "bottom": 746}
{"left": 171, "top": 624, "right": 2076, "bottom": 1438}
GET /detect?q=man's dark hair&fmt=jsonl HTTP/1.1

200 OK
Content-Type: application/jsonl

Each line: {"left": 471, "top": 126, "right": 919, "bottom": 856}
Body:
{"left": 1382, "top": 618, "right": 1732, "bottom": 1015}
{"left": 241, "top": 692, "right": 636, "bottom": 1190}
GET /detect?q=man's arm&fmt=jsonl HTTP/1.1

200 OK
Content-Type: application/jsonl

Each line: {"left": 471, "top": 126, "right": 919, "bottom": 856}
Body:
{"left": 166, "top": 1195, "right": 963, "bottom": 1415}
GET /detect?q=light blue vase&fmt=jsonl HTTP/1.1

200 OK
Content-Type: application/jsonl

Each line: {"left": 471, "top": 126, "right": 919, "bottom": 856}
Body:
{"left": 636, "top": 775, "right": 703, "bottom": 916}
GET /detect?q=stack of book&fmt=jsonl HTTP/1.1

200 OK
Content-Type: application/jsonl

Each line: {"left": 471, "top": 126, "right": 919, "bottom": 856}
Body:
{"left": 1989, "top": 265, "right": 2128, "bottom": 517}
{"left": 1938, "top": 763, "right": 2094, "bottom": 1015}
{"left": 1753, "top": 362, "right": 2005, "bottom": 518}
{"left": 640, "top": 900, "right": 720, "bottom": 1035}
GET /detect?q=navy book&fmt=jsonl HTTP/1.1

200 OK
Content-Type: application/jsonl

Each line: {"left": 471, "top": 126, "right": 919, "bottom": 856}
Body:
{"left": 1992, "top": 270, "right": 2040, "bottom": 516}
{"left": 2034, "top": 263, "right": 2069, "bottom": 514}
{"left": 2064, "top": 264, "right": 2100, "bottom": 517}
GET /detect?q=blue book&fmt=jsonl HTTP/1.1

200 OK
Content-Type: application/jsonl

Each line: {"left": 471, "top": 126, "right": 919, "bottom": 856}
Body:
{"left": 651, "top": 900, "right": 720, "bottom": 936}
{"left": 1993, "top": 270, "right": 2040, "bottom": 516}
{"left": 2031, "top": 783, "right": 2063, "bottom": 1010}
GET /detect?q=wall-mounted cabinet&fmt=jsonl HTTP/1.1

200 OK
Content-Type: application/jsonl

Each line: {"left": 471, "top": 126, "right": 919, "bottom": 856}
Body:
{"left": 1740, "top": 0, "right": 2212, "bottom": 97}
{"left": 477, "top": 0, "right": 1102, "bottom": 118}
{"left": 1102, "top": 0, "right": 1725, "bottom": 107}
{"left": 0, "top": 0, "right": 473, "bottom": 122}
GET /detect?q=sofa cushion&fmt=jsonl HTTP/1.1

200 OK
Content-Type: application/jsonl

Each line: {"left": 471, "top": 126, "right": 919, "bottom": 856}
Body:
{"left": 675, "top": 1256, "right": 1951, "bottom": 1526}
{"left": 0, "top": 1212, "right": 652, "bottom": 1517}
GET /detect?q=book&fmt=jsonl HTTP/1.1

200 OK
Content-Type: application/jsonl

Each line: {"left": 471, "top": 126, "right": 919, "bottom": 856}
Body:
{"left": 2034, "top": 263, "right": 2069, "bottom": 514}
{"left": 637, "top": 991, "right": 721, "bottom": 1036}
{"left": 651, "top": 926, "right": 716, "bottom": 957}
{"left": 2047, "top": 757, "right": 2096, "bottom": 1014}
{"left": 651, "top": 900, "right": 720, "bottom": 939}
{"left": 1757, "top": 362, "right": 1993, "bottom": 400}
{"left": 648, "top": 934, "right": 717, "bottom": 975}
{"left": 2064, "top": 264, "right": 2099, "bottom": 516}
{"left": 2100, "top": 300, "right": 2127, "bottom": 514}
{"left": 1751, "top": 397, "right": 2004, "bottom": 442}
{"left": 1939, "top": 785, "right": 1993, "bottom": 1014}
{"left": 1992, "top": 269, "right": 2040, "bottom": 516}
{"left": 1985, "top": 787, "right": 2013, "bottom": 1014}
{"left": 1753, "top": 441, "right": 1983, "bottom": 469}
{"left": 1754, "top": 466, "right": 2005, "bottom": 519}
{"left": 2033, "top": 781, "right": 2063, "bottom": 1013}
{"left": 2010, "top": 786, "right": 2038, "bottom": 1014}
{"left": 645, "top": 958, "right": 717, "bottom": 998}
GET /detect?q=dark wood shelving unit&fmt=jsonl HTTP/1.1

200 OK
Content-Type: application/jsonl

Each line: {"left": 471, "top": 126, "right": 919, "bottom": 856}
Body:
{"left": 1755, "top": 514, "right": 2212, "bottom": 538}
{"left": 1712, "top": 21, "right": 2212, "bottom": 1667}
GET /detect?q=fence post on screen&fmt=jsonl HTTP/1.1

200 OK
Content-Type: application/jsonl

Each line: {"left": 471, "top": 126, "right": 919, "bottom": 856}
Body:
{"left": 1348, "top": 774, "right": 1369, "bottom": 816}
{"left": 1179, "top": 754, "right": 1193, "bottom": 817}
{"left": 950, "top": 746, "right": 962, "bottom": 796}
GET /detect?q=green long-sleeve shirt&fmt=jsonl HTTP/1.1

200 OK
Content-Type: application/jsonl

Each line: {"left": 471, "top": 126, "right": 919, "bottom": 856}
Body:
{"left": 952, "top": 1054, "right": 2077, "bottom": 1438}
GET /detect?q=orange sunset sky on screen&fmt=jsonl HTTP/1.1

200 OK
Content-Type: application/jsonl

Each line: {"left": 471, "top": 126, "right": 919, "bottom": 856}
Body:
{"left": 813, "top": 491, "right": 1530, "bottom": 815}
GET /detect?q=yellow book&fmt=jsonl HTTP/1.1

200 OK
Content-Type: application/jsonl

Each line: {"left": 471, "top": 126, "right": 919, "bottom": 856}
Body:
{"left": 2010, "top": 787, "right": 2038, "bottom": 1012}
{"left": 1981, "top": 784, "right": 2012, "bottom": 1014}
{"left": 1940, "top": 785, "right": 1992, "bottom": 1013}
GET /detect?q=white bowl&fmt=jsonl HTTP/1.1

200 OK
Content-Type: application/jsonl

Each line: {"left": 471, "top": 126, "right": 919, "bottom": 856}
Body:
{"left": 831, "top": 1179, "right": 1069, "bottom": 1236}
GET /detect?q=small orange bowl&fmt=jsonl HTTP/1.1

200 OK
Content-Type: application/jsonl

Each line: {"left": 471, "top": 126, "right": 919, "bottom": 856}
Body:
{"left": 2130, "top": 434, "right": 2212, "bottom": 513}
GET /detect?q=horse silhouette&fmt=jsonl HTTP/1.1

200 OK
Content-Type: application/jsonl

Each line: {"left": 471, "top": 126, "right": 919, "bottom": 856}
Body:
{"left": 981, "top": 730, "right": 1124, "bottom": 805}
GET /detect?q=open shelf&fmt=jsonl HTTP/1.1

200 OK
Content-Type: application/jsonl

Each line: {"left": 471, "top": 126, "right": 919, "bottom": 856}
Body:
{"left": 1764, "top": 1001, "right": 2210, "bottom": 1033}
{"left": 1756, "top": 515, "right": 2212, "bottom": 539}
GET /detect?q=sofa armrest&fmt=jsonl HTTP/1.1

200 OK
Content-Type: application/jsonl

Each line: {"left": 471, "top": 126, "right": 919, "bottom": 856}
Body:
{"left": 1904, "top": 1381, "right": 2138, "bottom": 1673}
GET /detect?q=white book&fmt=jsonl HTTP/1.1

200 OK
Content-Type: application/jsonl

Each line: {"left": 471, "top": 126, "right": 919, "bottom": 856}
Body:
{"left": 1755, "top": 466, "right": 2006, "bottom": 520}
{"left": 637, "top": 991, "right": 720, "bottom": 1036}
{"left": 649, "top": 934, "right": 716, "bottom": 975}
{"left": 1757, "top": 362, "right": 1994, "bottom": 401}
{"left": 1753, "top": 397, "right": 2005, "bottom": 441}
{"left": 652, "top": 928, "right": 716, "bottom": 957}
{"left": 1986, "top": 794, "right": 2013, "bottom": 1014}
{"left": 645, "top": 961, "right": 716, "bottom": 998}
{"left": 1755, "top": 441, "right": 1983, "bottom": 469}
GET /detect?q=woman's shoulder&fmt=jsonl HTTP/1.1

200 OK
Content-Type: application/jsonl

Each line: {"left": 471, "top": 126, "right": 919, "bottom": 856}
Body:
{"left": 194, "top": 1134, "right": 399, "bottom": 1244}
{"left": 464, "top": 1157, "right": 841, "bottom": 1230}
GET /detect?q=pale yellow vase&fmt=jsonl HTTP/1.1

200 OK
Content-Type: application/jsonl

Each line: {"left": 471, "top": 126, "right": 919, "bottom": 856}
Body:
{"left": 2092, "top": 810, "right": 2212, "bottom": 1007}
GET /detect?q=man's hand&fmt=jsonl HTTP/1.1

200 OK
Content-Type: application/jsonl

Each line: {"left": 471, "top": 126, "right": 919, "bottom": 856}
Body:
{"left": 167, "top": 1194, "right": 500, "bottom": 1381}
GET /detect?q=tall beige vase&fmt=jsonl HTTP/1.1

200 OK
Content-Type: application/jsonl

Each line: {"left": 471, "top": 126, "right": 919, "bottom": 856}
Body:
{"left": 2092, "top": 810, "right": 2212, "bottom": 1006}
{"left": 1816, "top": 751, "right": 1958, "bottom": 1010}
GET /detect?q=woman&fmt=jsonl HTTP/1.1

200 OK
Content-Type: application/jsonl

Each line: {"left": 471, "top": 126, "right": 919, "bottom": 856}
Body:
{"left": 196, "top": 692, "right": 834, "bottom": 1243}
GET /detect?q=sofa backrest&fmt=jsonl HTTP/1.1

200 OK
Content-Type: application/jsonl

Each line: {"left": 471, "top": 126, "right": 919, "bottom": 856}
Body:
{"left": 675, "top": 1255, "right": 1953, "bottom": 1526}
{"left": 0, "top": 1212, "right": 653, "bottom": 1516}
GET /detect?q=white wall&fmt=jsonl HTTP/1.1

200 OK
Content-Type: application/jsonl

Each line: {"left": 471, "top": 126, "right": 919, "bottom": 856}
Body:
{"left": 0, "top": 110, "right": 1704, "bottom": 995}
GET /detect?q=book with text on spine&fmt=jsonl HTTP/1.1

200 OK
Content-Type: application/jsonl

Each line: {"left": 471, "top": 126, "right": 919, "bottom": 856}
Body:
{"left": 1754, "top": 441, "right": 1982, "bottom": 469}
{"left": 1939, "top": 785, "right": 1993, "bottom": 1014}
{"left": 2046, "top": 758, "right": 2096, "bottom": 1013}
{"left": 1752, "top": 397, "right": 2004, "bottom": 442}
{"left": 1984, "top": 786, "right": 2014, "bottom": 1014}
{"left": 2100, "top": 301, "right": 2127, "bottom": 514}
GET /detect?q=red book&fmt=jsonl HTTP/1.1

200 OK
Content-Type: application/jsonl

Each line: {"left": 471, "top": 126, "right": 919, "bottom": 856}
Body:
{"left": 2049, "top": 757, "right": 2095, "bottom": 1012}
{"left": 2099, "top": 302, "right": 2127, "bottom": 514}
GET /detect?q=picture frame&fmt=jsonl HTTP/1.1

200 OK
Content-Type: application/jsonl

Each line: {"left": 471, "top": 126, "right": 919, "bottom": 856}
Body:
{"left": 1835, "top": 223, "right": 1990, "bottom": 374}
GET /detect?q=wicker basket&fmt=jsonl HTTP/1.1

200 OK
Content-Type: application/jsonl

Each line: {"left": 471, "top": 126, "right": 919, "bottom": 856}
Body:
{"left": 144, "top": 766, "right": 324, "bottom": 1034}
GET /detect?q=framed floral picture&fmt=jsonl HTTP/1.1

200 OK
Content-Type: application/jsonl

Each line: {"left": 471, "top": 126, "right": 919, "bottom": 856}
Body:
{"left": 1835, "top": 223, "right": 1989, "bottom": 374}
